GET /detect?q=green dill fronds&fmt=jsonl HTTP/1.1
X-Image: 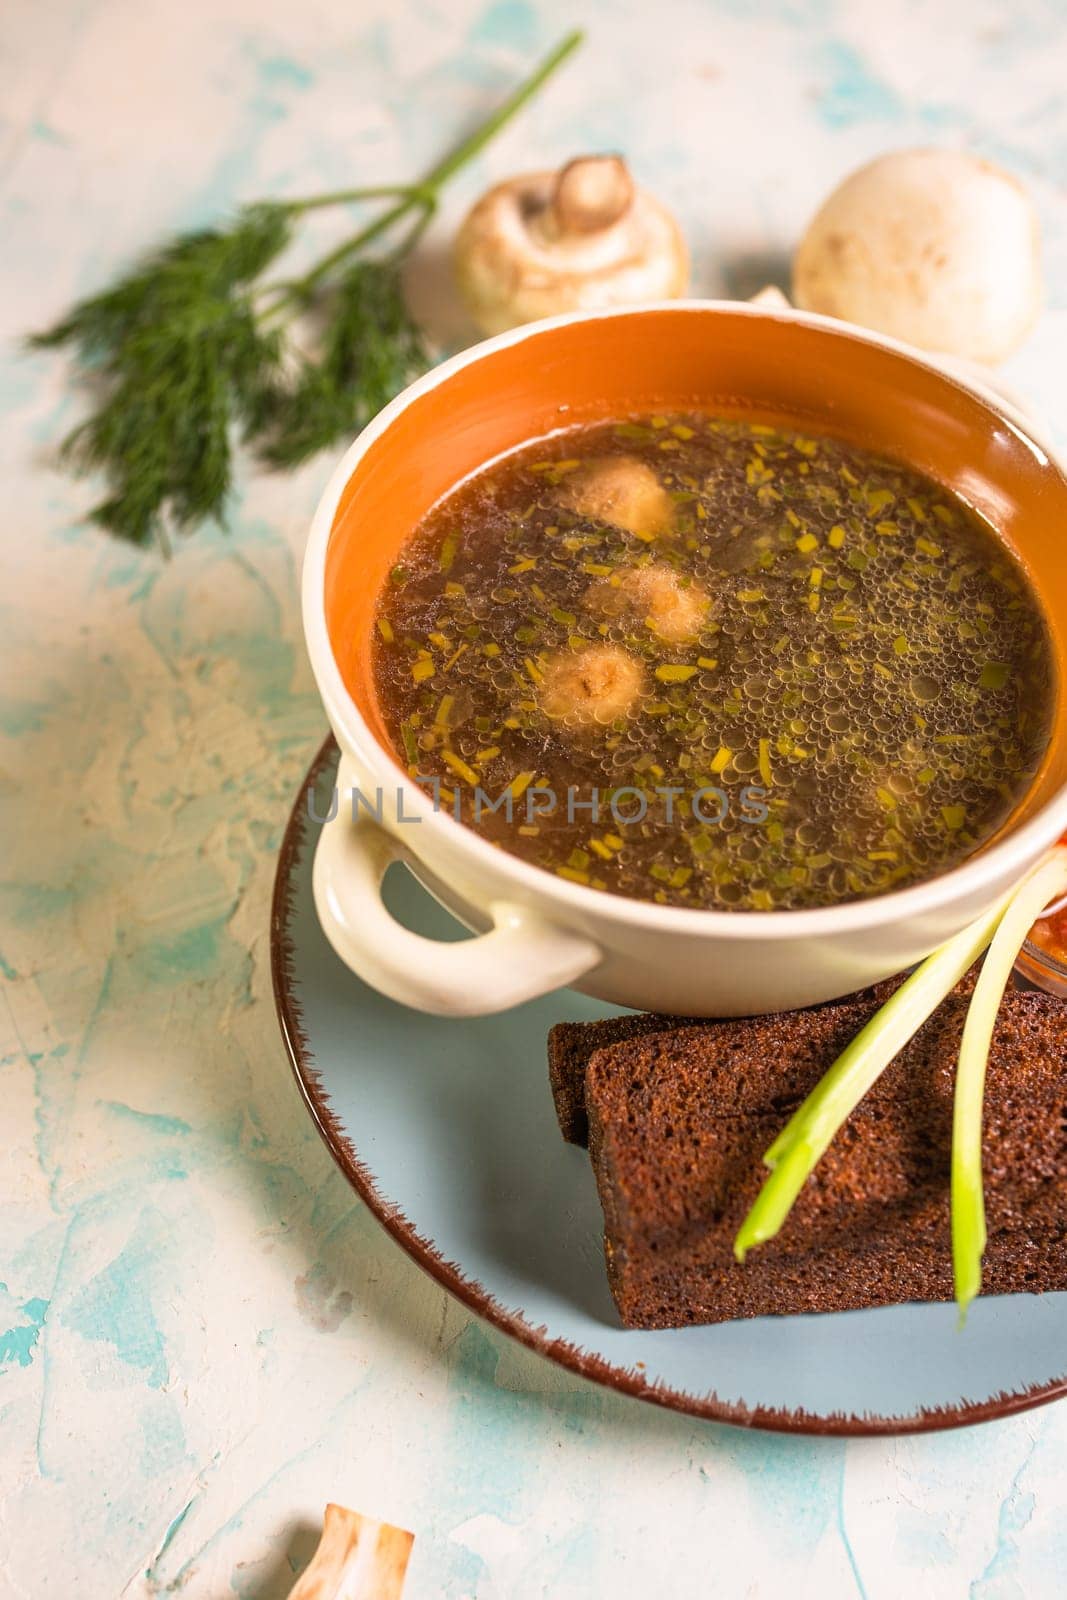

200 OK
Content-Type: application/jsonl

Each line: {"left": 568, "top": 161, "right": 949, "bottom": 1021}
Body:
{"left": 31, "top": 204, "right": 291, "bottom": 357}
{"left": 28, "top": 31, "right": 583, "bottom": 552}
{"left": 31, "top": 206, "right": 292, "bottom": 551}
{"left": 255, "top": 260, "right": 427, "bottom": 469}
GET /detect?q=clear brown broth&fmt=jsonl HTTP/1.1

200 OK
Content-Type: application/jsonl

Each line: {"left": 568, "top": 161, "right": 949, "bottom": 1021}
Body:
{"left": 372, "top": 412, "right": 1054, "bottom": 911}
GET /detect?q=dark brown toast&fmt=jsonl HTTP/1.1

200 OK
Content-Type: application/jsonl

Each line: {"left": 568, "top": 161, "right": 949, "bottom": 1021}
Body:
{"left": 582, "top": 987, "right": 1067, "bottom": 1328}
{"left": 549, "top": 1012, "right": 702, "bottom": 1145}
{"left": 548, "top": 977, "right": 904, "bottom": 1146}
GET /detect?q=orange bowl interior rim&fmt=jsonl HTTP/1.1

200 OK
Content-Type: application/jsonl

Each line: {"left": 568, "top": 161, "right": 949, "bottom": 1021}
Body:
{"left": 302, "top": 299, "right": 1067, "bottom": 940}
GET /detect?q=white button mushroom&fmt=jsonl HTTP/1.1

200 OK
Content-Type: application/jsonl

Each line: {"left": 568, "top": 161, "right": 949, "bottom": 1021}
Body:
{"left": 793, "top": 149, "right": 1042, "bottom": 364}
{"left": 454, "top": 155, "right": 688, "bottom": 337}
{"left": 557, "top": 455, "right": 675, "bottom": 538}
{"left": 538, "top": 644, "right": 646, "bottom": 728}
{"left": 586, "top": 564, "right": 710, "bottom": 643}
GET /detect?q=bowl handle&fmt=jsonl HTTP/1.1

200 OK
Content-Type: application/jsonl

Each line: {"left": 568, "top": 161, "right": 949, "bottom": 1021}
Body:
{"left": 311, "top": 784, "right": 601, "bottom": 1017}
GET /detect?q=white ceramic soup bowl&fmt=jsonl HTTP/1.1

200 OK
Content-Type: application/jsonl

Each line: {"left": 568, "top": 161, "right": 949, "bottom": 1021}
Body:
{"left": 302, "top": 302, "right": 1067, "bottom": 1017}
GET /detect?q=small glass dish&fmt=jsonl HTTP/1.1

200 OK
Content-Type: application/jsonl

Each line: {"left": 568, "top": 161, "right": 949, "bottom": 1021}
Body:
{"left": 1014, "top": 938, "right": 1067, "bottom": 998}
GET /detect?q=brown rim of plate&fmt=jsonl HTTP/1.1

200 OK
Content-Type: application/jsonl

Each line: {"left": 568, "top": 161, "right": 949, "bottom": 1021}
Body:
{"left": 270, "top": 734, "right": 1067, "bottom": 1438}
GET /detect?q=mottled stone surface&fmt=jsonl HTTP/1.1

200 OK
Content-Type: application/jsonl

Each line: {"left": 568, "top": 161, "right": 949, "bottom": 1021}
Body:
{"left": 3, "top": 0, "right": 1067, "bottom": 1594}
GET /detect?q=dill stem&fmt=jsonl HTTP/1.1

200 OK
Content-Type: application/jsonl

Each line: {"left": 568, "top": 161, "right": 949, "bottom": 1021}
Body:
{"left": 283, "top": 184, "right": 419, "bottom": 214}
{"left": 387, "top": 195, "right": 438, "bottom": 263}
{"left": 269, "top": 28, "right": 583, "bottom": 303}
{"left": 416, "top": 28, "right": 584, "bottom": 193}
{"left": 295, "top": 194, "right": 415, "bottom": 293}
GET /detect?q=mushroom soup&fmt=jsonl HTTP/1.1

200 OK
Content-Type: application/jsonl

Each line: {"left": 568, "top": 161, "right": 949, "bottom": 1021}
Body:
{"left": 372, "top": 412, "right": 1054, "bottom": 911}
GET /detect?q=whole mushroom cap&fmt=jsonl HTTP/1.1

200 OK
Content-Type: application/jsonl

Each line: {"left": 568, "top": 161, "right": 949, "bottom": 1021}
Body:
{"left": 793, "top": 148, "right": 1042, "bottom": 365}
{"left": 455, "top": 155, "right": 688, "bottom": 337}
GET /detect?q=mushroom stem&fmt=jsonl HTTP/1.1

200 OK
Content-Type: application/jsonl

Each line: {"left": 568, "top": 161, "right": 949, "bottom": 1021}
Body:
{"left": 550, "top": 155, "right": 635, "bottom": 236}
{"left": 287, "top": 1504, "right": 414, "bottom": 1600}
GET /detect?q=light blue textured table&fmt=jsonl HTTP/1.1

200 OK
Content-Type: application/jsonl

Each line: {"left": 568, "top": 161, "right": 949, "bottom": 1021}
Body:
{"left": 3, "top": 1, "right": 1067, "bottom": 1594}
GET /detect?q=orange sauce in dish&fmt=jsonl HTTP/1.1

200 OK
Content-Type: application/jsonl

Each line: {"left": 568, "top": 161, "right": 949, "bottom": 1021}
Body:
{"left": 1029, "top": 833, "right": 1067, "bottom": 966}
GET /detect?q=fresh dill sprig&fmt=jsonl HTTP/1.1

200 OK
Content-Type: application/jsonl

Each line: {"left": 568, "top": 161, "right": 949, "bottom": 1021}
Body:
{"left": 32, "top": 205, "right": 292, "bottom": 551}
{"left": 29, "top": 31, "right": 583, "bottom": 554}
{"left": 254, "top": 259, "right": 427, "bottom": 469}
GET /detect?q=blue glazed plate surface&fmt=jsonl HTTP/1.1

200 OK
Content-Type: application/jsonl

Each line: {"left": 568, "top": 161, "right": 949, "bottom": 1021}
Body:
{"left": 272, "top": 741, "right": 1067, "bottom": 1434}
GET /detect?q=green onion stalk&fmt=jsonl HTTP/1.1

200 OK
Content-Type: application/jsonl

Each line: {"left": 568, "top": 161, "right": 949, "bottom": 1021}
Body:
{"left": 951, "top": 846, "right": 1067, "bottom": 1317}
{"left": 734, "top": 845, "right": 1067, "bottom": 1318}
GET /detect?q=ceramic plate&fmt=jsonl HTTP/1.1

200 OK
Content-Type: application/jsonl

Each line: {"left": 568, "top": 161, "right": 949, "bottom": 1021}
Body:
{"left": 272, "top": 739, "right": 1067, "bottom": 1435}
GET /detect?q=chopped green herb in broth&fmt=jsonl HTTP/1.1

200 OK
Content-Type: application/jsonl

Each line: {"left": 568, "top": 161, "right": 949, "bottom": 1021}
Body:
{"left": 372, "top": 413, "right": 1055, "bottom": 911}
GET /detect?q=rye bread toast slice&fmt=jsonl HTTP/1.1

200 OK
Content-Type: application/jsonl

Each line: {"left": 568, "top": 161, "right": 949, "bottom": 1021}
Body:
{"left": 548, "top": 977, "right": 904, "bottom": 1146}
{"left": 582, "top": 987, "right": 1067, "bottom": 1328}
